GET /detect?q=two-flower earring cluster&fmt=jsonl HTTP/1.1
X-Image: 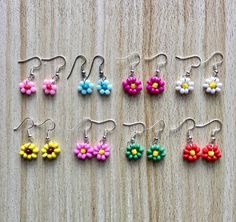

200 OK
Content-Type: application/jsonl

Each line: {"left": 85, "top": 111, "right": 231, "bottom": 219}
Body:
{"left": 73, "top": 119, "right": 116, "bottom": 161}
{"left": 14, "top": 118, "right": 61, "bottom": 160}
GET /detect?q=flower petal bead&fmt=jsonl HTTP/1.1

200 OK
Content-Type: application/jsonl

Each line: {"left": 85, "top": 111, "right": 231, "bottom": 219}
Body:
{"left": 175, "top": 77, "right": 194, "bottom": 95}
{"left": 201, "top": 143, "right": 222, "bottom": 161}
{"left": 146, "top": 76, "right": 165, "bottom": 95}
{"left": 19, "top": 143, "right": 39, "bottom": 160}
{"left": 74, "top": 142, "right": 93, "bottom": 160}
{"left": 97, "top": 79, "right": 112, "bottom": 96}
{"left": 41, "top": 141, "right": 61, "bottom": 160}
{"left": 93, "top": 143, "right": 110, "bottom": 161}
{"left": 78, "top": 80, "right": 94, "bottom": 95}
{"left": 19, "top": 79, "right": 37, "bottom": 95}
{"left": 126, "top": 143, "right": 144, "bottom": 160}
{"left": 42, "top": 79, "right": 57, "bottom": 95}
{"left": 203, "top": 77, "right": 222, "bottom": 95}
{"left": 122, "top": 76, "right": 142, "bottom": 96}
{"left": 147, "top": 144, "right": 166, "bottom": 161}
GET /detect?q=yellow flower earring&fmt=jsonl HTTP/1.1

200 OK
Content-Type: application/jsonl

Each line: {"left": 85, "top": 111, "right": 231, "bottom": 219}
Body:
{"left": 14, "top": 117, "right": 39, "bottom": 160}
{"left": 35, "top": 119, "right": 61, "bottom": 160}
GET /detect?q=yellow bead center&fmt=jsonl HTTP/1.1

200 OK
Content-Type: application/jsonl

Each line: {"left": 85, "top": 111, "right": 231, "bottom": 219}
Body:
{"left": 152, "top": 83, "right": 159, "bottom": 88}
{"left": 182, "top": 82, "right": 189, "bottom": 89}
{"left": 209, "top": 82, "right": 217, "bottom": 89}
{"left": 131, "top": 149, "right": 137, "bottom": 155}
{"left": 208, "top": 151, "right": 215, "bottom": 157}
{"left": 130, "top": 83, "right": 136, "bottom": 89}
{"left": 189, "top": 150, "right": 196, "bottom": 156}
{"left": 153, "top": 150, "right": 159, "bottom": 157}
{"left": 80, "top": 148, "right": 86, "bottom": 154}
{"left": 99, "top": 149, "right": 105, "bottom": 155}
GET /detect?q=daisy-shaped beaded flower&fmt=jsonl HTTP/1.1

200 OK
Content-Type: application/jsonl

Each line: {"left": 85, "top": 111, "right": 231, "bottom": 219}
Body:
{"left": 126, "top": 143, "right": 144, "bottom": 160}
{"left": 97, "top": 79, "right": 112, "bottom": 95}
{"left": 146, "top": 76, "right": 165, "bottom": 95}
{"left": 42, "top": 79, "right": 57, "bottom": 95}
{"left": 41, "top": 141, "right": 61, "bottom": 160}
{"left": 78, "top": 80, "right": 94, "bottom": 95}
{"left": 176, "top": 77, "right": 194, "bottom": 95}
{"left": 74, "top": 142, "right": 93, "bottom": 160}
{"left": 19, "top": 79, "right": 37, "bottom": 95}
{"left": 147, "top": 144, "right": 166, "bottom": 161}
{"left": 93, "top": 143, "right": 110, "bottom": 160}
{"left": 203, "top": 77, "right": 222, "bottom": 94}
{"left": 19, "top": 143, "right": 39, "bottom": 160}
{"left": 122, "top": 76, "right": 142, "bottom": 96}
{"left": 182, "top": 143, "right": 201, "bottom": 161}
{"left": 202, "top": 143, "right": 222, "bottom": 161}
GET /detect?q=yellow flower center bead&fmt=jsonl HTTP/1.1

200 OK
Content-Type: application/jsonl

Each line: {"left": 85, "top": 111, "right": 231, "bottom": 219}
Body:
{"left": 209, "top": 82, "right": 217, "bottom": 89}
{"left": 99, "top": 149, "right": 105, "bottom": 155}
{"left": 130, "top": 83, "right": 136, "bottom": 89}
{"left": 80, "top": 148, "right": 86, "bottom": 154}
{"left": 152, "top": 83, "right": 159, "bottom": 88}
{"left": 182, "top": 82, "right": 189, "bottom": 89}
{"left": 131, "top": 149, "right": 137, "bottom": 155}
{"left": 189, "top": 150, "right": 196, "bottom": 156}
{"left": 208, "top": 151, "right": 215, "bottom": 157}
{"left": 152, "top": 150, "right": 159, "bottom": 157}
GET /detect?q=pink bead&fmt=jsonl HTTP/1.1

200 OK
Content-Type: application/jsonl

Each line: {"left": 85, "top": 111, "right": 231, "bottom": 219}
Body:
{"left": 122, "top": 76, "right": 142, "bottom": 96}
{"left": 19, "top": 79, "right": 36, "bottom": 95}
{"left": 93, "top": 143, "right": 110, "bottom": 161}
{"left": 74, "top": 142, "right": 93, "bottom": 160}
{"left": 42, "top": 79, "right": 57, "bottom": 96}
{"left": 146, "top": 75, "right": 165, "bottom": 95}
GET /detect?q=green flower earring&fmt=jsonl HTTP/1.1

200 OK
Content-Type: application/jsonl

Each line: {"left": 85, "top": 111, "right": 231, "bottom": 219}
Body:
{"left": 123, "top": 121, "right": 146, "bottom": 160}
{"left": 146, "top": 120, "right": 166, "bottom": 161}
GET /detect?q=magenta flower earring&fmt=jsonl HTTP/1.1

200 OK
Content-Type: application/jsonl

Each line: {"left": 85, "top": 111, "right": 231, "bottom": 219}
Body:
{"left": 41, "top": 56, "right": 66, "bottom": 96}
{"left": 119, "top": 53, "right": 142, "bottom": 96}
{"left": 144, "top": 53, "right": 167, "bottom": 95}
{"left": 18, "top": 56, "right": 42, "bottom": 95}
{"left": 67, "top": 55, "right": 94, "bottom": 95}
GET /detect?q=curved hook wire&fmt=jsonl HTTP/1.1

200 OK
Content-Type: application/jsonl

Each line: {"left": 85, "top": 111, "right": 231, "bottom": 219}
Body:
{"left": 145, "top": 53, "right": 168, "bottom": 68}
{"left": 145, "top": 119, "right": 165, "bottom": 139}
{"left": 117, "top": 52, "right": 141, "bottom": 70}
{"left": 89, "top": 118, "right": 116, "bottom": 137}
{"left": 196, "top": 119, "right": 222, "bottom": 138}
{"left": 42, "top": 55, "right": 66, "bottom": 74}
{"left": 35, "top": 119, "right": 56, "bottom": 140}
{"left": 18, "top": 56, "right": 42, "bottom": 76}
{"left": 176, "top": 55, "right": 201, "bottom": 75}
{"left": 202, "top": 51, "right": 224, "bottom": 69}
{"left": 87, "top": 55, "right": 105, "bottom": 80}
{"left": 123, "top": 121, "right": 146, "bottom": 140}
{"left": 171, "top": 117, "right": 196, "bottom": 132}
{"left": 67, "top": 55, "right": 87, "bottom": 80}
{"left": 13, "top": 117, "right": 35, "bottom": 138}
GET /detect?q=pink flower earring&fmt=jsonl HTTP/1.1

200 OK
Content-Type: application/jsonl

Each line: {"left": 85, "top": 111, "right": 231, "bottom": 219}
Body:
{"left": 119, "top": 53, "right": 142, "bottom": 96}
{"left": 18, "top": 56, "right": 42, "bottom": 95}
{"left": 41, "top": 56, "right": 66, "bottom": 96}
{"left": 91, "top": 119, "right": 116, "bottom": 161}
{"left": 144, "top": 53, "right": 167, "bottom": 95}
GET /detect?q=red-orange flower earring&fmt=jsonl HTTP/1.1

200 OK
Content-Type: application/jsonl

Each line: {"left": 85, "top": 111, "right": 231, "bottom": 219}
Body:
{"left": 171, "top": 118, "right": 201, "bottom": 162}
{"left": 196, "top": 119, "right": 222, "bottom": 162}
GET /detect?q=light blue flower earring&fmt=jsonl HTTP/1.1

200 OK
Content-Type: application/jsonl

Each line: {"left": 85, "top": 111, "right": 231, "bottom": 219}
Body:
{"left": 89, "top": 55, "right": 112, "bottom": 96}
{"left": 67, "top": 55, "right": 94, "bottom": 95}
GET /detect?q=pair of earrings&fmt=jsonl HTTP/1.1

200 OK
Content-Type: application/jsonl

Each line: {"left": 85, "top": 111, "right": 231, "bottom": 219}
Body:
{"left": 73, "top": 118, "right": 116, "bottom": 161}
{"left": 123, "top": 120, "right": 166, "bottom": 161}
{"left": 120, "top": 53, "right": 167, "bottom": 96}
{"left": 67, "top": 55, "right": 112, "bottom": 96}
{"left": 18, "top": 56, "right": 66, "bottom": 96}
{"left": 175, "top": 52, "right": 223, "bottom": 95}
{"left": 172, "top": 118, "right": 222, "bottom": 162}
{"left": 14, "top": 118, "right": 61, "bottom": 160}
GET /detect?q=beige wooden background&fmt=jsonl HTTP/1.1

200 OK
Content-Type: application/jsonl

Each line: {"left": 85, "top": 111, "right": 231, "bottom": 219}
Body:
{"left": 1, "top": 0, "right": 236, "bottom": 221}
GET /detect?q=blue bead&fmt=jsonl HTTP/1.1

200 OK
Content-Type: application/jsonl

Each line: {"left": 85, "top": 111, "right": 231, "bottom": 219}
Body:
{"left": 87, "top": 88, "right": 92, "bottom": 94}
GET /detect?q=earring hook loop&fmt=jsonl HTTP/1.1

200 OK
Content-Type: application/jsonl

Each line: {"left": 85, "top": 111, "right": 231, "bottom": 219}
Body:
{"left": 145, "top": 119, "right": 165, "bottom": 141}
{"left": 145, "top": 53, "right": 168, "bottom": 71}
{"left": 13, "top": 117, "right": 35, "bottom": 139}
{"left": 67, "top": 55, "right": 87, "bottom": 80}
{"left": 35, "top": 118, "right": 56, "bottom": 140}
{"left": 196, "top": 119, "right": 222, "bottom": 138}
{"left": 123, "top": 121, "right": 146, "bottom": 141}
{"left": 202, "top": 51, "right": 224, "bottom": 69}
{"left": 42, "top": 55, "right": 66, "bottom": 73}
{"left": 117, "top": 52, "right": 141, "bottom": 70}
{"left": 87, "top": 55, "right": 105, "bottom": 81}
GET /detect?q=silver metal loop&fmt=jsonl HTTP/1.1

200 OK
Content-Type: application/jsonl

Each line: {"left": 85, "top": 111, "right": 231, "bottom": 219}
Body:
{"left": 87, "top": 55, "right": 106, "bottom": 81}
{"left": 145, "top": 119, "right": 165, "bottom": 142}
{"left": 145, "top": 53, "right": 168, "bottom": 74}
{"left": 13, "top": 117, "right": 35, "bottom": 140}
{"left": 35, "top": 119, "right": 56, "bottom": 141}
{"left": 123, "top": 121, "right": 146, "bottom": 143}
{"left": 67, "top": 55, "right": 87, "bottom": 80}
{"left": 117, "top": 52, "right": 141, "bottom": 71}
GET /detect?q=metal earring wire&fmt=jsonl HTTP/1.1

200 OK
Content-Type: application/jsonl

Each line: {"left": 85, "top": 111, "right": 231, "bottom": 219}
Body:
{"left": 145, "top": 53, "right": 168, "bottom": 74}
{"left": 145, "top": 119, "right": 165, "bottom": 144}
{"left": 88, "top": 55, "right": 105, "bottom": 80}
{"left": 14, "top": 117, "right": 35, "bottom": 141}
{"left": 35, "top": 119, "right": 56, "bottom": 141}
{"left": 42, "top": 55, "right": 66, "bottom": 81}
{"left": 67, "top": 55, "right": 87, "bottom": 81}
{"left": 117, "top": 52, "right": 141, "bottom": 72}
{"left": 18, "top": 56, "right": 42, "bottom": 80}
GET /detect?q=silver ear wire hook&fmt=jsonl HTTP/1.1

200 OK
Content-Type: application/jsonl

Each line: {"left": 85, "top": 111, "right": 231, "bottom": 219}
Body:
{"left": 88, "top": 55, "right": 105, "bottom": 80}
{"left": 42, "top": 56, "right": 66, "bottom": 81}
{"left": 196, "top": 119, "right": 222, "bottom": 144}
{"left": 67, "top": 55, "right": 87, "bottom": 80}
{"left": 145, "top": 119, "right": 165, "bottom": 143}
{"left": 18, "top": 56, "right": 42, "bottom": 80}
{"left": 13, "top": 117, "right": 35, "bottom": 140}
{"left": 35, "top": 119, "right": 56, "bottom": 141}
{"left": 171, "top": 117, "right": 196, "bottom": 144}
{"left": 176, "top": 55, "right": 201, "bottom": 77}
{"left": 145, "top": 53, "right": 168, "bottom": 74}
{"left": 202, "top": 52, "right": 224, "bottom": 77}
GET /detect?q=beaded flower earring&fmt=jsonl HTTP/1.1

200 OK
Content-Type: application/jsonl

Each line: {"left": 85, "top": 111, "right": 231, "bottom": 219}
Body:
{"left": 35, "top": 119, "right": 61, "bottom": 160}
{"left": 146, "top": 120, "right": 166, "bottom": 161}
{"left": 171, "top": 118, "right": 201, "bottom": 162}
{"left": 73, "top": 119, "right": 94, "bottom": 160}
{"left": 119, "top": 53, "right": 142, "bottom": 96}
{"left": 91, "top": 119, "right": 116, "bottom": 161}
{"left": 14, "top": 117, "right": 39, "bottom": 160}
{"left": 41, "top": 56, "right": 66, "bottom": 96}
{"left": 123, "top": 122, "right": 145, "bottom": 160}
{"left": 202, "top": 52, "right": 223, "bottom": 95}
{"left": 196, "top": 119, "right": 222, "bottom": 161}
{"left": 175, "top": 55, "right": 201, "bottom": 95}
{"left": 88, "top": 55, "right": 112, "bottom": 95}
{"left": 67, "top": 55, "right": 94, "bottom": 95}
{"left": 144, "top": 53, "right": 167, "bottom": 95}
{"left": 18, "top": 56, "right": 42, "bottom": 95}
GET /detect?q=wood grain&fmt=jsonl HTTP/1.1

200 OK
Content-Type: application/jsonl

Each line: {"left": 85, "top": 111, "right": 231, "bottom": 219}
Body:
{"left": 0, "top": 0, "right": 236, "bottom": 221}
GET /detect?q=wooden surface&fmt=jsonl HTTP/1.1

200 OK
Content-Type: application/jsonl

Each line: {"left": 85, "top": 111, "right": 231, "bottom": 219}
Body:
{"left": 1, "top": 0, "right": 236, "bottom": 221}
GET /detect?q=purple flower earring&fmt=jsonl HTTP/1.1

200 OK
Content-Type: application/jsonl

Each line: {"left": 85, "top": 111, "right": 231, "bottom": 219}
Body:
{"left": 18, "top": 56, "right": 42, "bottom": 95}
{"left": 41, "top": 56, "right": 66, "bottom": 96}
{"left": 145, "top": 53, "right": 167, "bottom": 95}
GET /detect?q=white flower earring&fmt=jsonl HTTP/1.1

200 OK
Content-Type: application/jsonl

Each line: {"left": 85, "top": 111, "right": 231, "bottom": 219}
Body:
{"left": 175, "top": 55, "right": 201, "bottom": 95}
{"left": 202, "top": 52, "right": 223, "bottom": 95}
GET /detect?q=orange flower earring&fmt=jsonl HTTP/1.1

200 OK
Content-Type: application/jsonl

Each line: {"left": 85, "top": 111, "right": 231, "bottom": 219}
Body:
{"left": 196, "top": 119, "right": 222, "bottom": 161}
